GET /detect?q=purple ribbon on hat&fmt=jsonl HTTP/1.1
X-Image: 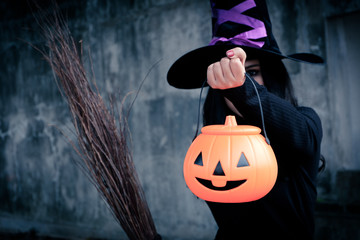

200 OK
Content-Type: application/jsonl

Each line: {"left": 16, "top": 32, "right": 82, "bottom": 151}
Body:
{"left": 209, "top": 0, "right": 267, "bottom": 48}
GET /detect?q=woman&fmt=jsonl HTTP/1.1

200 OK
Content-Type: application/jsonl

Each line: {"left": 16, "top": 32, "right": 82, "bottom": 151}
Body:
{"left": 167, "top": 0, "right": 324, "bottom": 239}
{"left": 204, "top": 47, "right": 322, "bottom": 239}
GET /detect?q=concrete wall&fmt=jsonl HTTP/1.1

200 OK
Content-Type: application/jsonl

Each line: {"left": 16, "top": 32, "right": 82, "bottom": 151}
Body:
{"left": 0, "top": 0, "right": 359, "bottom": 239}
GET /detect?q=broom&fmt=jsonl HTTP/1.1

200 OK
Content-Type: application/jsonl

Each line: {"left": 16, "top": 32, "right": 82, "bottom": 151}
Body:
{"left": 32, "top": 3, "right": 160, "bottom": 240}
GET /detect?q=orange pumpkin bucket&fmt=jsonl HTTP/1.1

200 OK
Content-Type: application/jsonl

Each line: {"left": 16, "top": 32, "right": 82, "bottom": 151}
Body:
{"left": 183, "top": 115, "right": 278, "bottom": 203}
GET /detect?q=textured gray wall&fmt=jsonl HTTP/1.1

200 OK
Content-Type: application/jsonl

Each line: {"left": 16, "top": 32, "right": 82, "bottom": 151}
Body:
{"left": 1, "top": 0, "right": 360, "bottom": 239}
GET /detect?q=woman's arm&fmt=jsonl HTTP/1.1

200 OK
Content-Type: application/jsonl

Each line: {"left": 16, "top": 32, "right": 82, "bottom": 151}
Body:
{"left": 206, "top": 47, "right": 322, "bottom": 158}
{"left": 220, "top": 78, "right": 322, "bottom": 158}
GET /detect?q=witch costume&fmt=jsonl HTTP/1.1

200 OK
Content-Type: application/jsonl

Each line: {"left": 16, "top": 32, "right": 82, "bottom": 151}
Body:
{"left": 167, "top": 0, "right": 323, "bottom": 239}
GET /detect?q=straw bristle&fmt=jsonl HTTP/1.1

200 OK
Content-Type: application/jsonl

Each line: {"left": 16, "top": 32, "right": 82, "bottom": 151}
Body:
{"left": 33, "top": 3, "right": 159, "bottom": 239}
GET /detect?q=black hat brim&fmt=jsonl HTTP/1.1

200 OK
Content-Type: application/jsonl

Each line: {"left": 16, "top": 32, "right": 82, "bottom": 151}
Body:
{"left": 167, "top": 44, "right": 324, "bottom": 89}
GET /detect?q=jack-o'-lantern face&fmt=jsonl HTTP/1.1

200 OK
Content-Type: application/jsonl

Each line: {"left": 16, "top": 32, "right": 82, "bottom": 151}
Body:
{"left": 183, "top": 116, "right": 277, "bottom": 203}
{"left": 193, "top": 151, "right": 249, "bottom": 191}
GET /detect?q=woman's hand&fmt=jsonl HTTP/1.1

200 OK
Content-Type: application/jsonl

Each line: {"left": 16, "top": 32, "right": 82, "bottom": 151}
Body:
{"left": 207, "top": 47, "right": 247, "bottom": 90}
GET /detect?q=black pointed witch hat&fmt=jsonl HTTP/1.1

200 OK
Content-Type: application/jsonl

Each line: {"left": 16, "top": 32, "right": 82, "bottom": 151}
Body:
{"left": 167, "top": 0, "right": 324, "bottom": 89}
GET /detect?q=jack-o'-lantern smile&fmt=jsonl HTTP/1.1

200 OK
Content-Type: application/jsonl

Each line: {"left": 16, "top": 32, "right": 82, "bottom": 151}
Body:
{"left": 194, "top": 154, "right": 248, "bottom": 191}
{"left": 195, "top": 177, "right": 247, "bottom": 191}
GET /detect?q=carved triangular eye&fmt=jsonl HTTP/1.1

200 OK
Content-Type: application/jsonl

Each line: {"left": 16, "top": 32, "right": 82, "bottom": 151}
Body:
{"left": 194, "top": 152, "right": 203, "bottom": 166}
{"left": 213, "top": 161, "right": 225, "bottom": 176}
{"left": 237, "top": 153, "right": 250, "bottom": 167}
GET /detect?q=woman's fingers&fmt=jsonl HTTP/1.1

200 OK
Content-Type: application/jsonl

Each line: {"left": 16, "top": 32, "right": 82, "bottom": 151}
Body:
{"left": 207, "top": 63, "right": 216, "bottom": 88}
{"left": 221, "top": 57, "right": 235, "bottom": 82}
{"left": 207, "top": 47, "right": 247, "bottom": 89}
{"left": 229, "top": 57, "right": 245, "bottom": 82}
{"left": 227, "top": 47, "right": 246, "bottom": 64}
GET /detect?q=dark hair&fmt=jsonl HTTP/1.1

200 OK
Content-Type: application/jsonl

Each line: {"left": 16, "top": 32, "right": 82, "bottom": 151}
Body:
{"left": 259, "top": 55, "right": 298, "bottom": 106}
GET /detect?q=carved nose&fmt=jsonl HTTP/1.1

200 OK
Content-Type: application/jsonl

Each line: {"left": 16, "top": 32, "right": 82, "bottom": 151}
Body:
{"left": 213, "top": 161, "right": 225, "bottom": 176}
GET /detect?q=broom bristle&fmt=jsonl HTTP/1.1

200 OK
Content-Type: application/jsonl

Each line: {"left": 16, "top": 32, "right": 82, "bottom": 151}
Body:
{"left": 33, "top": 3, "right": 159, "bottom": 240}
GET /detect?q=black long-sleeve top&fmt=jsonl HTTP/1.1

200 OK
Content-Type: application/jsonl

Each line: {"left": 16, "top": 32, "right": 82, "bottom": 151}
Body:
{"left": 205, "top": 76, "right": 322, "bottom": 240}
